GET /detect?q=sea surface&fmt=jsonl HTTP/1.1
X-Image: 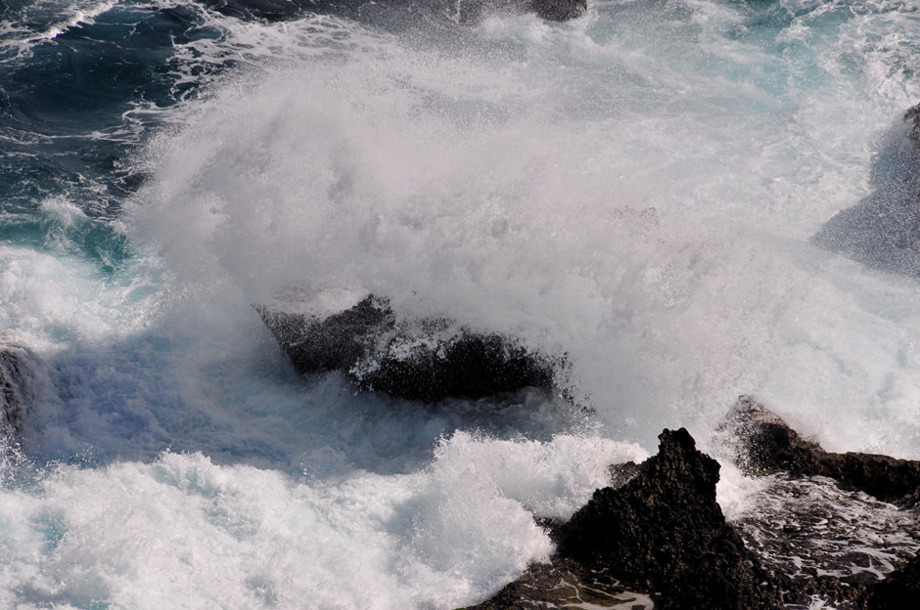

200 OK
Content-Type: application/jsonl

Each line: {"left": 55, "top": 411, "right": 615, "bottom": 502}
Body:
{"left": 2, "top": 0, "right": 920, "bottom": 607}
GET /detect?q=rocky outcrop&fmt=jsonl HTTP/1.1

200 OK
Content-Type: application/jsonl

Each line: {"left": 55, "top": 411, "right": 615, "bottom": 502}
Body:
{"left": 555, "top": 428, "right": 784, "bottom": 610}
{"left": 467, "top": 402, "right": 920, "bottom": 610}
{"left": 257, "top": 295, "right": 563, "bottom": 403}
{"left": 466, "top": 428, "right": 784, "bottom": 610}
{"left": 812, "top": 103, "right": 920, "bottom": 275}
{"left": 719, "top": 395, "right": 920, "bottom": 506}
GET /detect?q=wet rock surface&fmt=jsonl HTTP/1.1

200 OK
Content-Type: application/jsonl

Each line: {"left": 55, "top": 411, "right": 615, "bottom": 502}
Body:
{"left": 257, "top": 295, "right": 562, "bottom": 403}
{"left": 732, "top": 474, "right": 920, "bottom": 609}
{"left": 719, "top": 396, "right": 920, "bottom": 608}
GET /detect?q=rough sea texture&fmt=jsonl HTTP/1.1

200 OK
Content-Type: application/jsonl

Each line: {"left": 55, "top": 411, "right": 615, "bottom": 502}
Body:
{"left": 2, "top": 0, "right": 920, "bottom": 608}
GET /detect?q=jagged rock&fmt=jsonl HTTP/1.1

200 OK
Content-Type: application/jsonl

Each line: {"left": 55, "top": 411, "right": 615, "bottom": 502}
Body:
{"left": 257, "top": 294, "right": 562, "bottom": 402}
{"left": 812, "top": 103, "right": 920, "bottom": 275}
{"left": 719, "top": 395, "right": 920, "bottom": 506}
{"left": 554, "top": 428, "right": 784, "bottom": 610}
{"left": 466, "top": 412, "right": 920, "bottom": 610}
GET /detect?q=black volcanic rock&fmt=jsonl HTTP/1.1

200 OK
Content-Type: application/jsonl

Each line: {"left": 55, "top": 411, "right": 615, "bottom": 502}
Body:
{"left": 813, "top": 103, "right": 920, "bottom": 275}
{"left": 257, "top": 295, "right": 561, "bottom": 402}
{"left": 554, "top": 428, "right": 784, "bottom": 610}
{"left": 720, "top": 395, "right": 920, "bottom": 506}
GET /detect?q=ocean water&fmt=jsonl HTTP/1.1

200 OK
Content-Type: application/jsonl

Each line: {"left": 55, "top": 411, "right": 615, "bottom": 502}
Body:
{"left": 2, "top": 0, "right": 920, "bottom": 607}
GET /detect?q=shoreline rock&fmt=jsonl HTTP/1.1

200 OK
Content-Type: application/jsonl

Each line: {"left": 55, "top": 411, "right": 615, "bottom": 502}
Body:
{"left": 465, "top": 427, "right": 785, "bottom": 610}
{"left": 465, "top": 400, "right": 920, "bottom": 609}
{"left": 256, "top": 295, "right": 564, "bottom": 403}
{"left": 555, "top": 428, "right": 784, "bottom": 609}
{"left": 719, "top": 395, "right": 920, "bottom": 506}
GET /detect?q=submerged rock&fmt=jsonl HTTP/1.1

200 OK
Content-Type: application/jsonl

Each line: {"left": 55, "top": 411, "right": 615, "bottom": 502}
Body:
{"left": 256, "top": 294, "right": 562, "bottom": 403}
{"left": 812, "top": 103, "right": 920, "bottom": 275}
{"left": 719, "top": 395, "right": 920, "bottom": 506}
{"left": 555, "top": 428, "right": 784, "bottom": 610}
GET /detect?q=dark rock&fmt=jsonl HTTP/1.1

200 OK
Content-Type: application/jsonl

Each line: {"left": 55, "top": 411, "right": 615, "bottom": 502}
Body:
{"left": 812, "top": 103, "right": 920, "bottom": 275}
{"left": 255, "top": 295, "right": 394, "bottom": 375}
{"left": 607, "top": 460, "right": 642, "bottom": 489}
{"left": 719, "top": 395, "right": 920, "bottom": 505}
{"left": 867, "top": 551, "right": 920, "bottom": 609}
{"left": 1, "top": 338, "right": 43, "bottom": 456}
{"left": 555, "top": 428, "right": 784, "bottom": 610}
{"left": 257, "top": 294, "right": 562, "bottom": 402}
{"left": 730, "top": 472, "right": 920, "bottom": 609}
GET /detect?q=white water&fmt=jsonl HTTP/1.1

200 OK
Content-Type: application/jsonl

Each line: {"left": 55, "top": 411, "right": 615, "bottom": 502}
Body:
{"left": 4, "top": 0, "right": 920, "bottom": 607}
